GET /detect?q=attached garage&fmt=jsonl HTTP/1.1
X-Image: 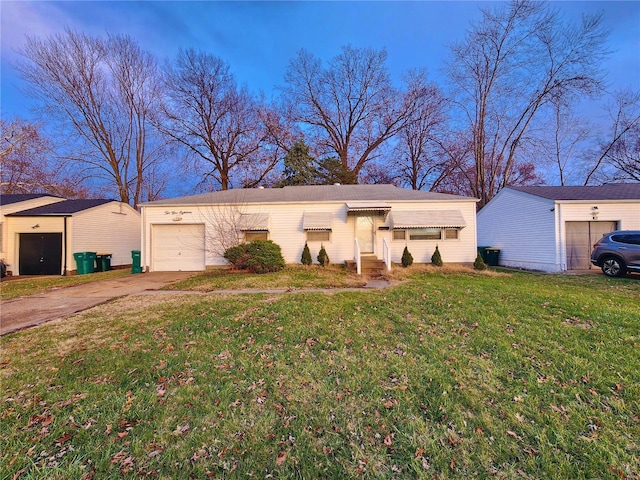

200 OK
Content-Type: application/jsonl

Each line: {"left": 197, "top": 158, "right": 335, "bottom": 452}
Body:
{"left": 152, "top": 224, "right": 205, "bottom": 272}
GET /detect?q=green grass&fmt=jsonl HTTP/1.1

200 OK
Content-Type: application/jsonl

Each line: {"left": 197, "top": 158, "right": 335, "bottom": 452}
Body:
{"left": 0, "top": 269, "right": 130, "bottom": 300}
{"left": 1, "top": 270, "right": 638, "bottom": 479}
{"left": 167, "top": 264, "right": 367, "bottom": 291}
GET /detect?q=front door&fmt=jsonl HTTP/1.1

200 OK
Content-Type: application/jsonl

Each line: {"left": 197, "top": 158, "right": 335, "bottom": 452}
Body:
{"left": 19, "top": 233, "right": 63, "bottom": 275}
{"left": 356, "top": 215, "right": 375, "bottom": 254}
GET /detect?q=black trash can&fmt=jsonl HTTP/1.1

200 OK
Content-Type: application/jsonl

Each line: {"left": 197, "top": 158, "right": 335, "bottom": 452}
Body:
{"left": 131, "top": 250, "right": 142, "bottom": 274}
{"left": 95, "top": 254, "right": 112, "bottom": 272}
{"left": 484, "top": 248, "right": 501, "bottom": 267}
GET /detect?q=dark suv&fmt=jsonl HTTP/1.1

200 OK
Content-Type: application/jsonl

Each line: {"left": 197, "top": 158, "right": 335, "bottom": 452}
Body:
{"left": 590, "top": 230, "right": 640, "bottom": 277}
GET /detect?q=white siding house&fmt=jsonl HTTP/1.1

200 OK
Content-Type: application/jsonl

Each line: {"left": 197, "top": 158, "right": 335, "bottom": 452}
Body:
{"left": 4, "top": 199, "right": 141, "bottom": 276}
{"left": 477, "top": 184, "right": 640, "bottom": 272}
{"left": 140, "top": 184, "right": 479, "bottom": 273}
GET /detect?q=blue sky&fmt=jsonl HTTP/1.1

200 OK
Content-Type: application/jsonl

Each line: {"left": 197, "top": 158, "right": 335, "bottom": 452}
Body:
{"left": 1, "top": 1, "right": 639, "bottom": 121}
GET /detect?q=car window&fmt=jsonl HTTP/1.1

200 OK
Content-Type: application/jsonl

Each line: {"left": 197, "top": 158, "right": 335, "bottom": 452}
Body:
{"left": 611, "top": 234, "right": 640, "bottom": 245}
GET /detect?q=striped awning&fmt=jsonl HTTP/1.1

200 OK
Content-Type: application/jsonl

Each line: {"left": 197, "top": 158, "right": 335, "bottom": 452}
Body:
{"left": 303, "top": 212, "right": 333, "bottom": 230}
{"left": 346, "top": 201, "right": 392, "bottom": 213}
{"left": 391, "top": 210, "right": 466, "bottom": 229}
{"left": 239, "top": 213, "right": 270, "bottom": 231}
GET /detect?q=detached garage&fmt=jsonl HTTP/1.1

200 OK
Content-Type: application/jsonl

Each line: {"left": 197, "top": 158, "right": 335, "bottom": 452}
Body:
{"left": 4, "top": 199, "right": 141, "bottom": 276}
{"left": 477, "top": 184, "right": 640, "bottom": 272}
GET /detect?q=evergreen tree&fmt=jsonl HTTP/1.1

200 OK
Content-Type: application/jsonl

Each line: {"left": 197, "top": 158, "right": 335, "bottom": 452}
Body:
{"left": 473, "top": 252, "right": 487, "bottom": 270}
{"left": 431, "top": 245, "right": 443, "bottom": 267}
{"left": 317, "top": 244, "right": 330, "bottom": 267}
{"left": 301, "top": 242, "right": 312, "bottom": 265}
{"left": 401, "top": 246, "right": 413, "bottom": 267}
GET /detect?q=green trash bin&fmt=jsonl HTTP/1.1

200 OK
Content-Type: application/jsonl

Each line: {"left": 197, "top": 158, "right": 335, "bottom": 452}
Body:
{"left": 95, "top": 254, "right": 112, "bottom": 272}
{"left": 73, "top": 252, "right": 96, "bottom": 275}
{"left": 131, "top": 250, "right": 142, "bottom": 274}
{"left": 484, "top": 248, "right": 501, "bottom": 267}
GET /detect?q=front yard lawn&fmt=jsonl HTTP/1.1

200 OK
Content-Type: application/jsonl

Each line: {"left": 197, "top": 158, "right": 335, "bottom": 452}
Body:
{"left": 1, "top": 270, "right": 638, "bottom": 478}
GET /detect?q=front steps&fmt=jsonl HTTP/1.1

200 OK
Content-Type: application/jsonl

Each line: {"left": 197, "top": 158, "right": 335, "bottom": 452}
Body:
{"left": 345, "top": 255, "right": 387, "bottom": 277}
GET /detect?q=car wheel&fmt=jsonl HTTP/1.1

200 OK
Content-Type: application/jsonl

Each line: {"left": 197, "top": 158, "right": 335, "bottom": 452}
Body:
{"left": 601, "top": 256, "right": 626, "bottom": 277}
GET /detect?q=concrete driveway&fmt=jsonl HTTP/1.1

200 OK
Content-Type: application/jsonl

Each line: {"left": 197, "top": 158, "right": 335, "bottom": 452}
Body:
{"left": 0, "top": 272, "right": 194, "bottom": 336}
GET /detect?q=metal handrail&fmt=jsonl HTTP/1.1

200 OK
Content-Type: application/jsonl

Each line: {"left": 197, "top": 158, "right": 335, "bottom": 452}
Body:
{"left": 354, "top": 238, "right": 361, "bottom": 275}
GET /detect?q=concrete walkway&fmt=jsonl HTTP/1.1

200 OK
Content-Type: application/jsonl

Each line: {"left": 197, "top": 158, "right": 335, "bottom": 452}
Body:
{"left": 0, "top": 273, "right": 391, "bottom": 336}
{"left": 0, "top": 272, "right": 195, "bottom": 336}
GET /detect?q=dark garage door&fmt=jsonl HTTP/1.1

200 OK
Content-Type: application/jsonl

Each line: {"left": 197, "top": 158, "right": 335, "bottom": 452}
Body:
{"left": 565, "top": 221, "right": 617, "bottom": 270}
{"left": 19, "top": 233, "right": 63, "bottom": 275}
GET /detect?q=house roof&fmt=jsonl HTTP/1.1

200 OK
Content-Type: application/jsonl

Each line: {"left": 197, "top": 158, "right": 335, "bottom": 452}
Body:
{"left": 0, "top": 193, "right": 63, "bottom": 206}
{"left": 508, "top": 184, "right": 640, "bottom": 201}
{"left": 142, "top": 184, "right": 474, "bottom": 206}
{"left": 6, "top": 199, "right": 115, "bottom": 216}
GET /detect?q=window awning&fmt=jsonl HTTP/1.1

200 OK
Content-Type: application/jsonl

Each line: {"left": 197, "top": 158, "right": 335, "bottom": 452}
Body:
{"left": 239, "top": 213, "right": 270, "bottom": 231}
{"left": 346, "top": 201, "right": 392, "bottom": 214}
{"left": 303, "top": 212, "right": 333, "bottom": 230}
{"left": 391, "top": 210, "right": 466, "bottom": 229}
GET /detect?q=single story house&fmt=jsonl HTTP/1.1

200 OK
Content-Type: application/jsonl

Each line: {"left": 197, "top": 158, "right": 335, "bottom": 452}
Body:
{"left": 139, "top": 184, "right": 479, "bottom": 273}
{"left": 2, "top": 197, "right": 141, "bottom": 276}
{"left": 477, "top": 184, "right": 640, "bottom": 272}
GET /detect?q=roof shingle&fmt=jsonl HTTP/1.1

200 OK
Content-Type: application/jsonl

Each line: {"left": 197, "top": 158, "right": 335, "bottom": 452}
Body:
{"left": 509, "top": 184, "right": 640, "bottom": 201}
{"left": 7, "top": 199, "right": 115, "bottom": 216}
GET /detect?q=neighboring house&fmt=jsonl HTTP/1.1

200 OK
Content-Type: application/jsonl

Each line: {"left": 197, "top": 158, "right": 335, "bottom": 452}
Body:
{"left": 139, "top": 184, "right": 478, "bottom": 273}
{"left": 1, "top": 194, "right": 66, "bottom": 270}
{"left": 2, "top": 198, "right": 141, "bottom": 276}
{"left": 477, "top": 184, "right": 640, "bottom": 272}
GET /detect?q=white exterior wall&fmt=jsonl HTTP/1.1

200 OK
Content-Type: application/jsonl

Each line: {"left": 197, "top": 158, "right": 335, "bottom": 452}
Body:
{"left": 0, "top": 197, "right": 64, "bottom": 261}
{"left": 5, "top": 216, "right": 65, "bottom": 275}
{"left": 70, "top": 202, "right": 141, "bottom": 269}
{"left": 141, "top": 200, "right": 478, "bottom": 271}
{"left": 477, "top": 189, "right": 558, "bottom": 272}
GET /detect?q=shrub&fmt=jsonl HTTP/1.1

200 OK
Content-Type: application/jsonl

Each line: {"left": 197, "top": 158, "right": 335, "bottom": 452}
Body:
{"left": 301, "top": 242, "right": 312, "bottom": 266}
{"left": 245, "top": 240, "right": 285, "bottom": 274}
{"left": 473, "top": 252, "right": 487, "bottom": 270}
{"left": 401, "top": 246, "right": 413, "bottom": 267}
{"left": 317, "top": 244, "right": 330, "bottom": 267}
{"left": 224, "top": 240, "right": 285, "bottom": 273}
{"left": 431, "top": 245, "right": 443, "bottom": 267}
{"left": 224, "top": 244, "right": 249, "bottom": 270}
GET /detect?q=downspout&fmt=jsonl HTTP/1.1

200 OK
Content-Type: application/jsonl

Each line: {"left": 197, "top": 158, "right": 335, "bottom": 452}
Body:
{"left": 63, "top": 216, "right": 68, "bottom": 276}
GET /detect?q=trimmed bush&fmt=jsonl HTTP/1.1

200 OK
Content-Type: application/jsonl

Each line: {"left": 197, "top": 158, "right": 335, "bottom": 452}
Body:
{"left": 301, "top": 242, "right": 312, "bottom": 265}
{"left": 317, "top": 244, "right": 330, "bottom": 267}
{"left": 474, "top": 252, "right": 488, "bottom": 270}
{"left": 401, "top": 246, "right": 413, "bottom": 267}
{"left": 431, "top": 245, "right": 443, "bottom": 267}
{"left": 224, "top": 240, "right": 285, "bottom": 273}
{"left": 223, "top": 244, "right": 250, "bottom": 270}
{"left": 245, "top": 240, "right": 285, "bottom": 274}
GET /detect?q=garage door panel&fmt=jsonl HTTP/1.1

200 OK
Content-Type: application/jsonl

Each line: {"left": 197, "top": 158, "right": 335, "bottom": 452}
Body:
{"left": 152, "top": 224, "right": 205, "bottom": 271}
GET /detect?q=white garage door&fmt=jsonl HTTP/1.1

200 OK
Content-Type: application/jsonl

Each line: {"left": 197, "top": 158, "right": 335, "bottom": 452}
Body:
{"left": 152, "top": 224, "right": 206, "bottom": 271}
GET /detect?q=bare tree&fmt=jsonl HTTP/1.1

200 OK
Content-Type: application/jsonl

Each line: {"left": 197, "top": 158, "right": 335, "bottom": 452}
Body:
{"left": 584, "top": 90, "right": 640, "bottom": 184}
{"left": 161, "top": 49, "right": 286, "bottom": 191}
{"left": 0, "top": 118, "right": 88, "bottom": 197}
{"left": 17, "top": 29, "right": 168, "bottom": 207}
{"left": 280, "top": 46, "right": 429, "bottom": 183}
{"left": 447, "top": 1, "right": 609, "bottom": 207}
{"left": 392, "top": 72, "right": 449, "bottom": 190}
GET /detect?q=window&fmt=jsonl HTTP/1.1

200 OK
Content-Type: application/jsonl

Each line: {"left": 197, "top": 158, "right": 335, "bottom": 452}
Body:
{"left": 244, "top": 231, "right": 268, "bottom": 242}
{"left": 307, "top": 230, "right": 330, "bottom": 242}
{"left": 444, "top": 229, "right": 459, "bottom": 240}
{"left": 409, "top": 228, "right": 441, "bottom": 240}
{"left": 393, "top": 229, "right": 406, "bottom": 240}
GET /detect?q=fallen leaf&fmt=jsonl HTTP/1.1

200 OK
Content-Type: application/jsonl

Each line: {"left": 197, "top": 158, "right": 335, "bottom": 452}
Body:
{"left": 276, "top": 451, "right": 287, "bottom": 466}
{"left": 383, "top": 434, "right": 393, "bottom": 446}
{"left": 55, "top": 432, "right": 72, "bottom": 445}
